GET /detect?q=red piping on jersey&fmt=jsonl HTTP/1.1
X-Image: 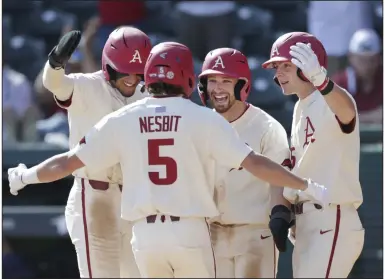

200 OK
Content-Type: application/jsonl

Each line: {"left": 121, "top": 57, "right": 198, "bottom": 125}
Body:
{"left": 54, "top": 93, "right": 73, "bottom": 108}
{"left": 81, "top": 178, "right": 93, "bottom": 278}
{"left": 205, "top": 219, "right": 217, "bottom": 278}
{"left": 273, "top": 242, "right": 276, "bottom": 278}
{"left": 325, "top": 205, "right": 341, "bottom": 278}
{"left": 229, "top": 103, "right": 250, "bottom": 123}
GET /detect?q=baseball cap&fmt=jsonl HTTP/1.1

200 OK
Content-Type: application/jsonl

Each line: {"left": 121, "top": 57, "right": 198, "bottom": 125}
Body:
{"left": 349, "top": 29, "right": 381, "bottom": 55}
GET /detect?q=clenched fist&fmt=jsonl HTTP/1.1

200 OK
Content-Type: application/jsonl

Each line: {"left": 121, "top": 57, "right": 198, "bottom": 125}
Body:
{"left": 8, "top": 163, "right": 28, "bottom": 196}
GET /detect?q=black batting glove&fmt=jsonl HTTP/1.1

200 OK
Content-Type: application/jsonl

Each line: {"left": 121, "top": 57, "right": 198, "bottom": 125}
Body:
{"left": 48, "top": 30, "right": 82, "bottom": 69}
{"left": 269, "top": 205, "right": 294, "bottom": 252}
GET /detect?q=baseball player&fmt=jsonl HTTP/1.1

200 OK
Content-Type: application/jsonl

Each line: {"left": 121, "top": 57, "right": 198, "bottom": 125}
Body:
{"left": 39, "top": 26, "right": 152, "bottom": 278}
{"left": 9, "top": 42, "right": 328, "bottom": 278}
{"left": 198, "top": 48, "right": 293, "bottom": 278}
{"left": 262, "top": 32, "right": 364, "bottom": 278}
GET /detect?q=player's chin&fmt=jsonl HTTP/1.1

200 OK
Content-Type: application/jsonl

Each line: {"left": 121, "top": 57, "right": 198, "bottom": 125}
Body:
{"left": 119, "top": 86, "right": 136, "bottom": 97}
{"left": 280, "top": 84, "right": 296, "bottom": 96}
{"left": 213, "top": 103, "right": 231, "bottom": 113}
{"left": 281, "top": 90, "right": 296, "bottom": 96}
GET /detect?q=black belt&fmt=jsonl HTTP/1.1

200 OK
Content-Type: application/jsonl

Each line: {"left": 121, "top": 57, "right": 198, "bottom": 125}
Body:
{"left": 146, "top": 214, "right": 180, "bottom": 223}
{"left": 291, "top": 202, "right": 322, "bottom": 215}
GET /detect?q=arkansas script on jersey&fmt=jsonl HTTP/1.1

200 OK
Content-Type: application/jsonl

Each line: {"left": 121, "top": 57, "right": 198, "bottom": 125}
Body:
{"left": 44, "top": 63, "right": 148, "bottom": 183}
{"left": 212, "top": 104, "right": 291, "bottom": 225}
{"left": 284, "top": 90, "right": 363, "bottom": 208}
{"left": 75, "top": 97, "right": 253, "bottom": 221}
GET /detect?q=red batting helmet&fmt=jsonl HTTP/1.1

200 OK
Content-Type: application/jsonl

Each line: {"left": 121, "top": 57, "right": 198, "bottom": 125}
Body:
{"left": 102, "top": 26, "right": 152, "bottom": 81}
{"left": 144, "top": 42, "right": 195, "bottom": 98}
{"left": 262, "top": 32, "right": 327, "bottom": 83}
{"left": 198, "top": 48, "right": 251, "bottom": 106}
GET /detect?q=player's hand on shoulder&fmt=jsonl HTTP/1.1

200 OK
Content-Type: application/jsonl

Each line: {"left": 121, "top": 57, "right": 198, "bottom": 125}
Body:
{"left": 302, "top": 179, "right": 328, "bottom": 208}
{"left": 269, "top": 205, "right": 295, "bottom": 252}
{"left": 49, "top": 30, "right": 82, "bottom": 69}
{"left": 7, "top": 164, "right": 28, "bottom": 196}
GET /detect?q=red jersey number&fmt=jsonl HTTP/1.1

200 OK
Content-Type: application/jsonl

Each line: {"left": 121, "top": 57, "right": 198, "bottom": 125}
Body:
{"left": 290, "top": 146, "right": 296, "bottom": 169}
{"left": 148, "top": 139, "right": 177, "bottom": 185}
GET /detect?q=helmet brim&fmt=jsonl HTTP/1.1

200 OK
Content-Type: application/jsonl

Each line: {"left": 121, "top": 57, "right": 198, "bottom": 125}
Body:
{"left": 198, "top": 69, "right": 239, "bottom": 79}
{"left": 262, "top": 56, "right": 290, "bottom": 69}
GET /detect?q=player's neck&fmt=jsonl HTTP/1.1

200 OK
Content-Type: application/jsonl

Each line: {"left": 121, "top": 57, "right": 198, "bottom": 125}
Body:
{"left": 296, "top": 84, "right": 317, "bottom": 100}
{"left": 220, "top": 101, "right": 248, "bottom": 122}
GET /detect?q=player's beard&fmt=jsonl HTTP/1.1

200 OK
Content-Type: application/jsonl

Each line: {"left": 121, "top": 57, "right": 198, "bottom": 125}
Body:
{"left": 210, "top": 94, "right": 236, "bottom": 113}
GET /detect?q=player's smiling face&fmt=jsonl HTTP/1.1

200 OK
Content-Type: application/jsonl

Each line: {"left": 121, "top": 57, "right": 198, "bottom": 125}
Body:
{"left": 207, "top": 75, "right": 237, "bottom": 113}
{"left": 272, "top": 61, "right": 300, "bottom": 95}
{"left": 113, "top": 74, "right": 142, "bottom": 97}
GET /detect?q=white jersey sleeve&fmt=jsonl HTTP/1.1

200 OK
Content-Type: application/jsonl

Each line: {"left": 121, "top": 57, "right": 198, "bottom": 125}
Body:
{"left": 42, "top": 62, "right": 102, "bottom": 112}
{"left": 208, "top": 113, "right": 253, "bottom": 169}
{"left": 261, "top": 121, "right": 291, "bottom": 168}
{"left": 75, "top": 114, "right": 120, "bottom": 174}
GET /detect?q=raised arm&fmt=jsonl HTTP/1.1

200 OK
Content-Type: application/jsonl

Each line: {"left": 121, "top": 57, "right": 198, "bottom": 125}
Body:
{"left": 42, "top": 30, "right": 82, "bottom": 102}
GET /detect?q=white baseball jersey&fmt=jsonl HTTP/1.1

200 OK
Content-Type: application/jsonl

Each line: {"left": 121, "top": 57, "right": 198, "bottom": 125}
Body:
{"left": 75, "top": 96, "right": 253, "bottom": 221}
{"left": 284, "top": 90, "right": 363, "bottom": 208}
{"left": 212, "top": 104, "right": 291, "bottom": 225}
{"left": 43, "top": 63, "right": 148, "bottom": 183}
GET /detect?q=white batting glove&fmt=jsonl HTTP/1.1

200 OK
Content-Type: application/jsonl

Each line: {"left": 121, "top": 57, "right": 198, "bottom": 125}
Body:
{"left": 289, "top": 42, "right": 327, "bottom": 87}
{"left": 302, "top": 179, "right": 328, "bottom": 208}
{"left": 8, "top": 164, "right": 28, "bottom": 196}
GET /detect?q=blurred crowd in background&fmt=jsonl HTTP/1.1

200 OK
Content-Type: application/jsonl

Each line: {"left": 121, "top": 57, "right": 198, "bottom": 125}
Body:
{"left": 3, "top": 1, "right": 383, "bottom": 147}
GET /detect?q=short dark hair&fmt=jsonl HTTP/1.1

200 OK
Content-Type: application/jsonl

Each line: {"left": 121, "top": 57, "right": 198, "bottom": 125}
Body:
{"left": 147, "top": 82, "right": 185, "bottom": 96}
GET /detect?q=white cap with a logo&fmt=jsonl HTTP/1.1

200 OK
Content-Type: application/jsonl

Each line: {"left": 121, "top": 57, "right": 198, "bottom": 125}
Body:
{"left": 349, "top": 29, "right": 381, "bottom": 55}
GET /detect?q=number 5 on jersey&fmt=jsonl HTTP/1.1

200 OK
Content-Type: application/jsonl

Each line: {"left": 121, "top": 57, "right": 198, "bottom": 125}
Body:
{"left": 148, "top": 139, "right": 177, "bottom": 185}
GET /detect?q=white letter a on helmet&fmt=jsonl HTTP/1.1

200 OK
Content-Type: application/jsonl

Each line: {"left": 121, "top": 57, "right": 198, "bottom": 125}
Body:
{"left": 271, "top": 46, "right": 279, "bottom": 57}
{"left": 212, "top": 55, "right": 225, "bottom": 69}
{"left": 130, "top": 50, "right": 142, "bottom": 64}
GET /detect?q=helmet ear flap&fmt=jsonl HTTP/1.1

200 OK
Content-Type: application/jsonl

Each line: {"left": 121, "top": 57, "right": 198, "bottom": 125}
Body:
{"left": 198, "top": 77, "right": 208, "bottom": 105}
{"left": 106, "top": 64, "right": 117, "bottom": 81}
{"left": 296, "top": 68, "right": 309, "bottom": 82}
{"left": 234, "top": 80, "right": 246, "bottom": 101}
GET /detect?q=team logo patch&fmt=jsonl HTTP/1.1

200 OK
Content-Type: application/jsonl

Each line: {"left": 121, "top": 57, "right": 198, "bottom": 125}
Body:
{"left": 166, "top": 71, "right": 174, "bottom": 79}
{"left": 158, "top": 67, "right": 165, "bottom": 78}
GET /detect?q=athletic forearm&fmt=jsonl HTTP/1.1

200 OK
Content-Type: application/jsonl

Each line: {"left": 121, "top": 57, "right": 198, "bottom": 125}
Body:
{"left": 322, "top": 82, "right": 356, "bottom": 124}
{"left": 23, "top": 152, "right": 79, "bottom": 184}
{"left": 42, "top": 61, "right": 75, "bottom": 101}
{"left": 242, "top": 152, "right": 307, "bottom": 190}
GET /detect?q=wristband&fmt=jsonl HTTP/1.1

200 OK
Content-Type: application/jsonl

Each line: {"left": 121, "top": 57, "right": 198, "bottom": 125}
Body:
{"left": 316, "top": 78, "right": 334, "bottom": 96}
{"left": 21, "top": 168, "right": 40, "bottom": 184}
